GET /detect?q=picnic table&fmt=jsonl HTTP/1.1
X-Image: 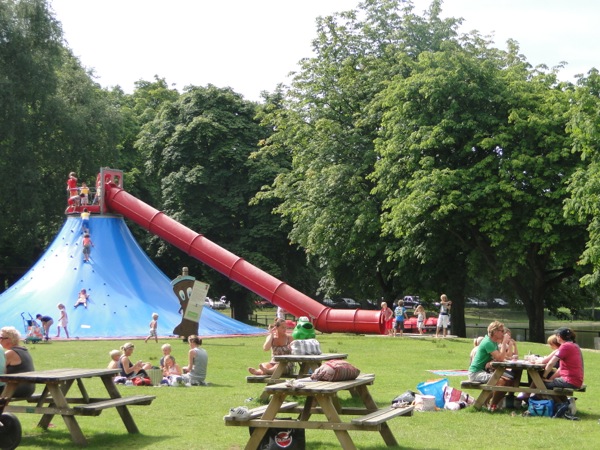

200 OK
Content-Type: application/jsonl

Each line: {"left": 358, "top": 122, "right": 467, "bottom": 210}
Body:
{"left": 226, "top": 373, "right": 413, "bottom": 450}
{"left": 461, "top": 360, "right": 586, "bottom": 409}
{"left": 246, "top": 353, "right": 348, "bottom": 401}
{"left": 0, "top": 368, "right": 155, "bottom": 446}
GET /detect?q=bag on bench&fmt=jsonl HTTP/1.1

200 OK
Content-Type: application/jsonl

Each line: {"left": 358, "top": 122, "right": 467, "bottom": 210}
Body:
{"left": 290, "top": 339, "right": 322, "bottom": 355}
{"left": 250, "top": 420, "right": 305, "bottom": 450}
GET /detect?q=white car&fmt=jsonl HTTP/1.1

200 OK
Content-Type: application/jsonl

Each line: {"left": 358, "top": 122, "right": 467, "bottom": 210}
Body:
{"left": 493, "top": 298, "right": 509, "bottom": 307}
{"left": 466, "top": 297, "right": 486, "bottom": 306}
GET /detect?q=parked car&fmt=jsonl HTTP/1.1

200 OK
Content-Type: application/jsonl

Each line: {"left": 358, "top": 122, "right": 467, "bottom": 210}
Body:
{"left": 492, "top": 298, "right": 509, "bottom": 307}
{"left": 466, "top": 297, "right": 488, "bottom": 307}
{"left": 402, "top": 295, "right": 420, "bottom": 309}
{"left": 360, "top": 299, "right": 380, "bottom": 310}
{"left": 323, "top": 298, "right": 361, "bottom": 309}
{"left": 205, "top": 297, "right": 226, "bottom": 310}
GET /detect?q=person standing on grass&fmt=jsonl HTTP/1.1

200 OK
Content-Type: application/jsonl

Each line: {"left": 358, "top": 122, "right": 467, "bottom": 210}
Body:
{"left": 381, "top": 301, "right": 394, "bottom": 336}
{"left": 56, "top": 303, "right": 69, "bottom": 338}
{"left": 144, "top": 313, "right": 159, "bottom": 343}
{"left": 393, "top": 299, "right": 408, "bottom": 337}
{"left": 435, "top": 294, "right": 452, "bottom": 338}
{"left": 414, "top": 304, "right": 426, "bottom": 335}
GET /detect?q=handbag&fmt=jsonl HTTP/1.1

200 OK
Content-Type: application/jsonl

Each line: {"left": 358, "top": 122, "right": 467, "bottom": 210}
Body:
{"left": 250, "top": 421, "right": 305, "bottom": 450}
{"left": 132, "top": 376, "right": 152, "bottom": 386}
{"left": 528, "top": 398, "right": 554, "bottom": 417}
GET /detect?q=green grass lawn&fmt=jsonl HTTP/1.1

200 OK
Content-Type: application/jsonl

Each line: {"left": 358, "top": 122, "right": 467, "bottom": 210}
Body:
{"left": 7, "top": 332, "right": 599, "bottom": 449}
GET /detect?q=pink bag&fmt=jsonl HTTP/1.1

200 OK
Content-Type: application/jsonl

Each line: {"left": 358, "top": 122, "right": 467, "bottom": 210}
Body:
{"left": 310, "top": 360, "right": 360, "bottom": 381}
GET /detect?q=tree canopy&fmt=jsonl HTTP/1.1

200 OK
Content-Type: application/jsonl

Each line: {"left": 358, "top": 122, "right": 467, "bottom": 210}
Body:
{"left": 2, "top": 0, "right": 600, "bottom": 340}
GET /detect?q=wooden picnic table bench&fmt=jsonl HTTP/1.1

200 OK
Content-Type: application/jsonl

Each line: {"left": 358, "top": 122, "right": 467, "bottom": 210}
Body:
{"left": 461, "top": 361, "right": 587, "bottom": 409}
{"left": 228, "top": 374, "right": 413, "bottom": 450}
{"left": 0, "top": 368, "right": 155, "bottom": 446}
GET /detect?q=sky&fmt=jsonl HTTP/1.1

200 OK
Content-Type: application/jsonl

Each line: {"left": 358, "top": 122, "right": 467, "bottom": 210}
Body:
{"left": 49, "top": 0, "right": 600, "bottom": 102}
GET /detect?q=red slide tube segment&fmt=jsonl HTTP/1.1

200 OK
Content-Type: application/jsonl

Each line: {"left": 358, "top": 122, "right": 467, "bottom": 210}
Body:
{"left": 104, "top": 183, "right": 384, "bottom": 334}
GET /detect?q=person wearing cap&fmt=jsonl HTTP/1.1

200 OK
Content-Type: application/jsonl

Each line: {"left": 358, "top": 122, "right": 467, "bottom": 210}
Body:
{"left": 542, "top": 327, "right": 584, "bottom": 390}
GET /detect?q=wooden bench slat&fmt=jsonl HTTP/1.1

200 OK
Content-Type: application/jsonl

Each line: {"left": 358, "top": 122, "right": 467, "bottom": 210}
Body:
{"left": 461, "top": 380, "right": 586, "bottom": 397}
{"left": 553, "top": 384, "right": 586, "bottom": 394}
{"left": 73, "top": 395, "right": 155, "bottom": 416}
{"left": 246, "top": 375, "right": 270, "bottom": 383}
{"left": 351, "top": 406, "right": 414, "bottom": 426}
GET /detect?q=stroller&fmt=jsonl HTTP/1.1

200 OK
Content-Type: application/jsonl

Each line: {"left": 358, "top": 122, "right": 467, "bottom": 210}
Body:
{"left": 20, "top": 313, "right": 43, "bottom": 344}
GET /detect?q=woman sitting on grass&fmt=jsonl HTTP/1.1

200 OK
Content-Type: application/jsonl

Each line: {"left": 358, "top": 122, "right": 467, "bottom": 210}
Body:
{"left": 248, "top": 319, "right": 293, "bottom": 376}
{"left": 119, "top": 342, "right": 151, "bottom": 378}
{"left": 1, "top": 326, "right": 36, "bottom": 397}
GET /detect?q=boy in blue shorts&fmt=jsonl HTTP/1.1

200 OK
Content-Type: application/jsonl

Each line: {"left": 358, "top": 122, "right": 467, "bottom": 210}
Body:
{"left": 393, "top": 300, "right": 408, "bottom": 337}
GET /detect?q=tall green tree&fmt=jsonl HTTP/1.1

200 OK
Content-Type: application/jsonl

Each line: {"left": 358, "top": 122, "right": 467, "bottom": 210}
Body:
{"left": 372, "top": 35, "right": 586, "bottom": 341}
{"left": 565, "top": 69, "right": 600, "bottom": 286}
{"left": 253, "top": 0, "right": 461, "bottom": 302}
{"left": 0, "top": 0, "right": 123, "bottom": 282}
{"left": 137, "top": 85, "right": 314, "bottom": 320}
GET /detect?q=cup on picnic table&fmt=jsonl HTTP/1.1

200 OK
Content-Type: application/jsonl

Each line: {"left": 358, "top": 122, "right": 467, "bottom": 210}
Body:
{"left": 511, "top": 354, "right": 518, "bottom": 362}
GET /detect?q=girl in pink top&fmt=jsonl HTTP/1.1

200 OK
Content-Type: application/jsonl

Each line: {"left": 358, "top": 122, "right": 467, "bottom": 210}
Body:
{"left": 543, "top": 327, "right": 584, "bottom": 389}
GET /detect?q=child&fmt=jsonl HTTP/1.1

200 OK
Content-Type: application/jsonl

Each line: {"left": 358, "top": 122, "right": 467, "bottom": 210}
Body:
{"left": 108, "top": 349, "right": 121, "bottom": 369}
{"left": 56, "top": 303, "right": 69, "bottom": 338}
{"left": 82, "top": 233, "right": 94, "bottom": 262}
{"left": 35, "top": 314, "right": 54, "bottom": 341}
{"left": 381, "top": 302, "right": 394, "bottom": 336}
{"left": 470, "top": 336, "right": 484, "bottom": 363}
{"left": 66, "top": 171, "right": 78, "bottom": 198}
{"left": 414, "top": 305, "right": 426, "bottom": 335}
{"left": 80, "top": 208, "right": 90, "bottom": 234}
{"left": 160, "top": 343, "right": 175, "bottom": 369}
{"left": 162, "top": 355, "right": 183, "bottom": 385}
{"left": 80, "top": 182, "right": 90, "bottom": 206}
{"left": 74, "top": 289, "right": 89, "bottom": 309}
{"left": 393, "top": 299, "right": 408, "bottom": 337}
{"left": 145, "top": 313, "right": 159, "bottom": 343}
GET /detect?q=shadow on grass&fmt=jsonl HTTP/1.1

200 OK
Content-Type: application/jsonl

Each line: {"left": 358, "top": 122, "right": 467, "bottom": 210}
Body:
{"left": 20, "top": 428, "right": 168, "bottom": 449}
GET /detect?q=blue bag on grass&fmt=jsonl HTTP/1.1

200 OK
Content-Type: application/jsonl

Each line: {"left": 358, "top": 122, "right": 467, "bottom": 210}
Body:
{"left": 417, "top": 378, "right": 448, "bottom": 409}
{"left": 528, "top": 398, "right": 554, "bottom": 417}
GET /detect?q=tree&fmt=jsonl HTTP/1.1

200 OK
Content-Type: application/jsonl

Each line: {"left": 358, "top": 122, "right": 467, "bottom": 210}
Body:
{"left": 565, "top": 69, "right": 600, "bottom": 287}
{"left": 137, "top": 85, "right": 314, "bottom": 320}
{"left": 253, "top": 0, "right": 462, "bottom": 302}
{"left": 0, "top": 0, "right": 123, "bottom": 283}
{"left": 371, "top": 34, "right": 586, "bottom": 341}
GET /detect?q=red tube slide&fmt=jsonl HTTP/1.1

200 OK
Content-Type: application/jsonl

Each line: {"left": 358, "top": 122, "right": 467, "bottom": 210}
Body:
{"left": 104, "top": 183, "right": 384, "bottom": 334}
